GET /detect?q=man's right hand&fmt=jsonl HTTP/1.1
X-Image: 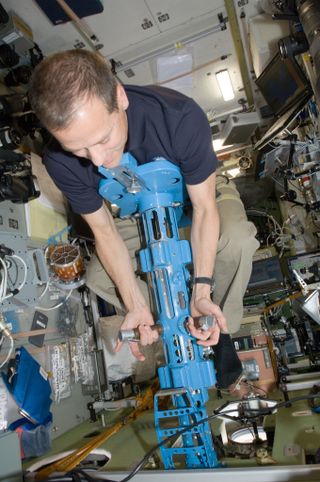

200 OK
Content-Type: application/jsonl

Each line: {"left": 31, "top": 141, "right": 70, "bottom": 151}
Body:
{"left": 114, "top": 305, "right": 159, "bottom": 361}
{"left": 83, "top": 207, "right": 159, "bottom": 361}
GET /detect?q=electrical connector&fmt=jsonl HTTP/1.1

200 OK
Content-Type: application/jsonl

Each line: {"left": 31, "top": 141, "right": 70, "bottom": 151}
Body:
{"left": 0, "top": 317, "right": 11, "bottom": 338}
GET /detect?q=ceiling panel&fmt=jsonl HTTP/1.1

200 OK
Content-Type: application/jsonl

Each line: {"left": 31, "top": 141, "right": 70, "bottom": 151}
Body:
{"left": 118, "top": 33, "right": 244, "bottom": 119}
{"left": 0, "top": 1, "right": 263, "bottom": 122}
{"left": 145, "top": 0, "right": 225, "bottom": 32}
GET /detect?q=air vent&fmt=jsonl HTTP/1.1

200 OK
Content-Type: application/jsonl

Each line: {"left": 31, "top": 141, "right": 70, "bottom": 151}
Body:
{"left": 124, "top": 69, "right": 135, "bottom": 78}
{"left": 141, "top": 18, "right": 153, "bottom": 30}
{"left": 74, "top": 40, "right": 85, "bottom": 49}
{"left": 157, "top": 12, "right": 170, "bottom": 22}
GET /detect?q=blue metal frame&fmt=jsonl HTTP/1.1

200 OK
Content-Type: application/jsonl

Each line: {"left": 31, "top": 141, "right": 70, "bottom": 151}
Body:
{"left": 99, "top": 154, "right": 219, "bottom": 469}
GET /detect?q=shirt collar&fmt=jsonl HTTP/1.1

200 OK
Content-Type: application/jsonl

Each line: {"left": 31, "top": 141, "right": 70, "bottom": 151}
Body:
{"left": 124, "top": 89, "right": 146, "bottom": 152}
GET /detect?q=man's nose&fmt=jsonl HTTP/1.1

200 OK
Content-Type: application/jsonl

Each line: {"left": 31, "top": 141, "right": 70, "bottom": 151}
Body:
{"left": 88, "top": 146, "right": 109, "bottom": 167}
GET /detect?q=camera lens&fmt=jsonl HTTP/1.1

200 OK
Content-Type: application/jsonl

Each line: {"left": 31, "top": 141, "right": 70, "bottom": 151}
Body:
{"left": 0, "top": 126, "right": 22, "bottom": 149}
{"left": 4, "top": 65, "right": 32, "bottom": 87}
{"left": 279, "top": 35, "right": 309, "bottom": 59}
{"left": 0, "top": 44, "right": 19, "bottom": 68}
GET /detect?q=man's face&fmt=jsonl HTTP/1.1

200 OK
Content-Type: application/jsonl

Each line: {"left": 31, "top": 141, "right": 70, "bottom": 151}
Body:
{"left": 53, "top": 85, "right": 129, "bottom": 169}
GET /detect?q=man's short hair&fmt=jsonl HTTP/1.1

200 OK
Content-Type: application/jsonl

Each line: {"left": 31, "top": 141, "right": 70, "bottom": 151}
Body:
{"left": 28, "top": 49, "right": 119, "bottom": 131}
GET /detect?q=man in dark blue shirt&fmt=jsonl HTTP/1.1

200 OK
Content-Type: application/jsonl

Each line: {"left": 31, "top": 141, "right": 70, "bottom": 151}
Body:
{"left": 29, "top": 50, "right": 259, "bottom": 389}
{"left": 43, "top": 83, "right": 218, "bottom": 214}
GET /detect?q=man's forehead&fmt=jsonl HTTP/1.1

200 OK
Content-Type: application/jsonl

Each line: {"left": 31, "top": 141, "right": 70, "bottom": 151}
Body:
{"left": 53, "top": 102, "right": 115, "bottom": 151}
{"left": 57, "top": 123, "right": 113, "bottom": 151}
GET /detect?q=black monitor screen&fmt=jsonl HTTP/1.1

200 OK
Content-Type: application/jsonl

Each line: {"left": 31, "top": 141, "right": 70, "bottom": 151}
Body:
{"left": 247, "top": 256, "right": 284, "bottom": 292}
{"left": 255, "top": 52, "right": 309, "bottom": 117}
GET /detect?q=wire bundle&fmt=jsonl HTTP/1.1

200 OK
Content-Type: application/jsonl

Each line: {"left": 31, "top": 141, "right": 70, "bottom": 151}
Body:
{"left": 246, "top": 208, "right": 290, "bottom": 257}
{"left": 39, "top": 392, "right": 320, "bottom": 482}
{"left": 0, "top": 248, "right": 28, "bottom": 369}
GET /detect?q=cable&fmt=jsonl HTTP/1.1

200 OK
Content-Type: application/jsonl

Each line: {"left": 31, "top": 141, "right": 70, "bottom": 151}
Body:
{"left": 248, "top": 382, "right": 268, "bottom": 397}
{"left": 38, "top": 280, "right": 50, "bottom": 300}
{"left": 246, "top": 209, "right": 283, "bottom": 236}
{"left": 35, "top": 288, "right": 73, "bottom": 312}
{"left": 0, "top": 257, "right": 8, "bottom": 302}
{"left": 0, "top": 252, "right": 24, "bottom": 368}
{"left": 42, "top": 392, "right": 320, "bottom": 482}
{"left": 137, "top": 391, "right": 316, "bottom": 470}
{"left": 0, "top": 253, "right": 28, "bottom": 302}
{"left": 246, "top": 208, "right": 289, "bottom": 256}
{"left": 0, "top": 334, "right": 14, "bottom": 369}
{"left": 42, "top": 409, "right": 235, "bottom": 482}
{"left": 4, "top": 254, "right": 28, "bottom": 299}
{"left": 0, "top": 313, "right": 14, "bottom": 369}
{"left": 43, "top": 468, "right": 98, "bottom": 482}
{"left": 218, "top": 378, "right": 268, "bottom": 398}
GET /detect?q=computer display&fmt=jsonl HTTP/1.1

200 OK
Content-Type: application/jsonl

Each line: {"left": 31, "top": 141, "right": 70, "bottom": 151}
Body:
{"left": 254, "top": 52, "right": 312, "bottom": 150}
{"left": 255, "top": 52, "right": 310, "bottom": 117}
{"left": 246, "top": 256, "right": 284, "bottom": 294}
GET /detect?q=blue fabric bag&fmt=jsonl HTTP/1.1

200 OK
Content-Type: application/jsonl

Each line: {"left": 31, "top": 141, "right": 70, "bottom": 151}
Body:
{"left": 3, "top": 346, "right": 52, "bottom": 424}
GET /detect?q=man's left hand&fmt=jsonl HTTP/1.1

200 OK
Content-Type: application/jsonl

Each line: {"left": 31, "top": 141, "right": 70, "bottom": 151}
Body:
{"left": 188, "top": 297, "right": 227, "bottom": 346}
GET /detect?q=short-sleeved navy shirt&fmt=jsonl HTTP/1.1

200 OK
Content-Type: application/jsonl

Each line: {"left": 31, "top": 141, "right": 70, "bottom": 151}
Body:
{"left": 44, "top": 84, "right": 218, "bottom": 214}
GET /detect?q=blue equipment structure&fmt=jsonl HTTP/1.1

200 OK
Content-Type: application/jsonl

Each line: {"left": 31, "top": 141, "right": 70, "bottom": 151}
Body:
{"left": 98, "top": 153, "right": 219, "bottom": 469}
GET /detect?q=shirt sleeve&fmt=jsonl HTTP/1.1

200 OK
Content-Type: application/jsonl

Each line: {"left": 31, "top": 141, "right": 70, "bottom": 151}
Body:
{"left": 44, "top": 149, "right": 103, "bottom": 215}
{"left": 174, "top": 99, "right": 218, "bottom": 185}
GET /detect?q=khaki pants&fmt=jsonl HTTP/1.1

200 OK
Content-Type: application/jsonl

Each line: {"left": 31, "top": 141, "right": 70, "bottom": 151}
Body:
{"left": 86, "top": 177, "right": 259, "bottom": 334}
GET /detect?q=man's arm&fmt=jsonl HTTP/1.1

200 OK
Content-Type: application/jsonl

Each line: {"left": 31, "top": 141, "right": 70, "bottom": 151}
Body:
{"left": 186, "top": 172, "right": 228, "bottom": 345}
{"left": 82, "top": 206, "right": 158, "bottom": 360}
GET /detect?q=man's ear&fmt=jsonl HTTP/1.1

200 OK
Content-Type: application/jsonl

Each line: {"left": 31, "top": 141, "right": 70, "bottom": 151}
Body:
{"left": 117, "top": 84, "right": 129, "bottom": 111}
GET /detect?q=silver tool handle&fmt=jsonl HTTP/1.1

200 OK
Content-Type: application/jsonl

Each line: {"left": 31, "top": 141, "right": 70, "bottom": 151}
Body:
{"left": 118, "top": 315, "right": 216, "bottom": 343}
{"left": 194, "top": 314, "right": 216, "bottom": 331}
{"left": 118, "top": 325, "right": 161, "bottom": 343}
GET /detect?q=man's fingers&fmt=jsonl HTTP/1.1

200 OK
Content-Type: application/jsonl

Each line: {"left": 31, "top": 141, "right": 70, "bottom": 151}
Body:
{"left": 187, "top": 317, "right": 222, "bottom": 346}
{"left": 139, "top": 325, "right": 159, "bottom": 345}
{"left": 187, "top": 319, "right": 215, "bottom": 339}
{"left": 114, "top": 338, "right": 145, "bottom": 361}
{"left": 188, "top": 326, "right": 211, "bottom": 340}
{"left": 114, "top": 339, "right": 123, "bottom": 352}
{"left": 129, "top": 341, "right": 145, "bottom": 361}
{"left": 197, "top": 331, "right": 220, "bottom": 346}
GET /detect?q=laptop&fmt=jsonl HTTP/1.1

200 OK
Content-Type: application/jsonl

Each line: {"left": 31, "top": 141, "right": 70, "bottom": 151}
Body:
{"left": 254, "top": 52, "right": 313, "bottom": 150}
{"left": 246, "top": 256, "right": 284, "bottom": 295}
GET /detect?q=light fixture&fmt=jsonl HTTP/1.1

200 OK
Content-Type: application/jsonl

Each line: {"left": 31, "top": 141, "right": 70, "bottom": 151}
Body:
{"left": 224, "top": 167, "right": 241, "bottom": 178}
{"left": 215, "top": 69, "right": 235, "bottom": 101}
{"left": 230, "top": 426, "right": 267, "bottom": 444}
{"left": 212, "top": 139, "right": 233, "bottom": 152}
